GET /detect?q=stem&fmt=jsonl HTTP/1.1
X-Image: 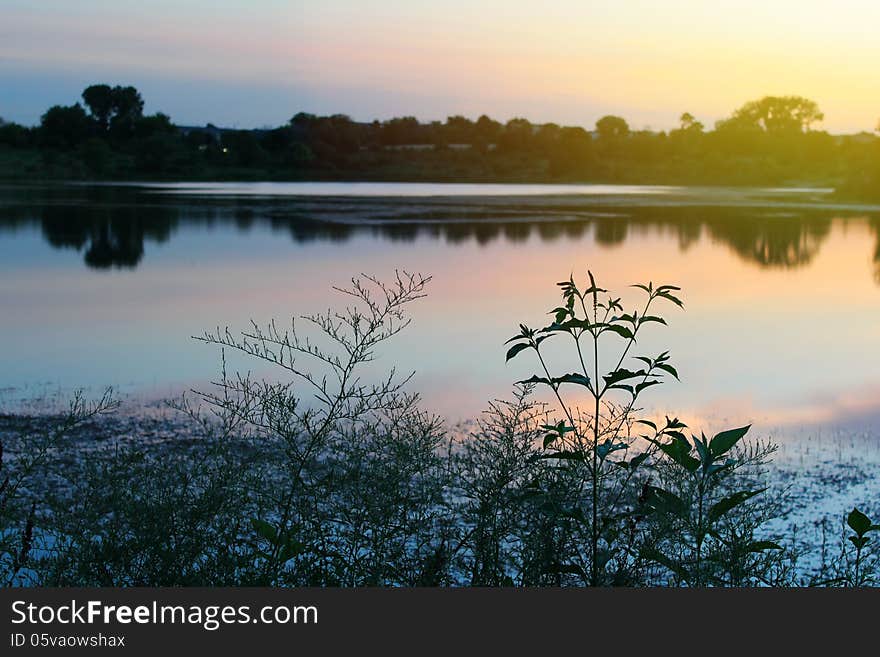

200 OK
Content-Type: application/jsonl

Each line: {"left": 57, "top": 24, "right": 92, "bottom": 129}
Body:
{"left": 854, "top": 544, "right": 862, "bottom": 587}
{"left": 696, "top": 476, "right": 705, "bottom": 587}
{"left": 535, "top": 348, "right": 577, "bottom": 435}
{"left": 591, "top": 299, "right": 600, "bottom": 587}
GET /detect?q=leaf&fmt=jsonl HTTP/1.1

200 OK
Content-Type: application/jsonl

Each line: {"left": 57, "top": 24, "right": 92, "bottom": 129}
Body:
{"left": 516, "top": 375, "right": 551, "bottom": 386}
{"left": 747, "top": 541, "right": 783, "bottom": 552}
{"left": 635, "top": 379, "right": 662, "bottom": 396}
{"left": 545, "top": 562, "right": 586, "bottom": 578}
{"left": 847, "top": 508, "right": 874, "bottom": 537}
{"left": 692, "top": 434, "right": 710, "bottom": 465}
{"left": 654, "top": 362, "right": 680, "bottom": 380}
{"left": 543, "top": 318, "right": 591, "bottom": 334}
{"left": 705, "top": 460, "right": 735, "bottom": 477}
{"left": 553, "top": 372, "right": 592, "bottom": 388}
{"left": 251, "top": 519, "right": 278, "bottom": 544}
{"left": 656, "top": 290, "right": 684, "bottom": 308}
{"left": 550, "top": 307, "right": 570, "bottom": 323}
{"left": 606, "top": 296, "right": 623, "bottom": 312}
{"left": 504, "top": 324, "right": 533, "bottom": 343}
{"left": 635, "top": 419, "right": 657, "bottom": 431}
{"left": 558, "top": 507, "right": 589, "bottom": 524}
{"left": 279, "top": 539, "right": 306, "bottom": 562}
{"left": 603, "top": 368, "right": 646, "bottom": 387}
{"left": 639, "top": 315, "right": 667, "bottom": 326}
{"left": 542, "top": 421, "right": 574, "bottom": 448}
{"left": 848, "top": 536, "right": 870, "bottom": 550}
{"left": 505, "top": 342, "right": 531, "bottom": 362}
{"left": 538, "top": 450, "right": 588, "bottom": 462}
{"left": 708, "top": 489, "right": 766, "bottom": 523}
{"left": 642, "top": 485, "right": 688, "bottom": 518}
{"left": 597, "top": 440, "right": 627, "bottom": 460}
{"left": 541, "top": 422, "right": 575, "bottom": 434}
{"left": 584, "top": 270, "right": 606, "bottom": 297}
{"left": 654, "top": 438, "right": 700, "bottom": 473}
{"left": 628, "top": 452, "right": 650, "bottom": 470}
{"left": 603, "top": 324, "right": 634, "bottom": 339}
{"left": 639, "top": 547, "right": 690, "bottom": 581}
{"left": 709, "top": 425, "right": 751, "bottom": 457}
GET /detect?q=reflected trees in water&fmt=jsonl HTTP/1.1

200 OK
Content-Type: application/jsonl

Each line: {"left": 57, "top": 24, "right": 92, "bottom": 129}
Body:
{"left": 0, "top": 187, "right": 879, "bottom": 278}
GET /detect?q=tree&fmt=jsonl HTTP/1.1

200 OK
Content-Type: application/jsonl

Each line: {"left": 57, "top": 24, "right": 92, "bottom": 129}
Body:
{"left": 39, "top": 104, "right": 93, "bottom": 148}
{"left": 474, "top": 114, "right": 502, "bottom": 143}
{"left": 0, "top": 118, "right": 31, "bottom": 148}
{"left": 595, "top": 115, "right": 630, "bottom": 140}
{"left": 444, "top": 115, "right": 474, "bottom": 143}
{"left": 496, "top": 118, "right": 534, "bottom": 153}
{"left": 81, "top": 84, "right": 114, "bottom": 131}
{"left": 718, "top": 96, "right": 824, "bottom": 134}
{"left": 81, "top": 84, "right": 145, "bottom": 139}
{"left": 380, "top": 116, "right": 422, "bottom": 146}
{"left": 134, "top": 112, "right": 175, "bottom": 139}
{"left": 107, "top": 86, "right": 144, "bottom": 138}
{"left": 678, "top": 112, "right": 704, "bottom": 133}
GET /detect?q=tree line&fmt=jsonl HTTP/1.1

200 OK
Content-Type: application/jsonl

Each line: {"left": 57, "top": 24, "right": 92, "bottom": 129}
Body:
{"left": 0, "top": 84, "right": 878, "bottom": 197}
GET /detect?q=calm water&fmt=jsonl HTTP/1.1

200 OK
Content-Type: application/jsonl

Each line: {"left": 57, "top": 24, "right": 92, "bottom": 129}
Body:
{"left": 1, "top": 183, "right": 879, "bottom": 435}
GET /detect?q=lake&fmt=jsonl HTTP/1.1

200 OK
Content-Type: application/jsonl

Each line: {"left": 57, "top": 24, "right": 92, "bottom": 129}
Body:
{"left": 1, "top": 182, "right": 879, "bottom": 437}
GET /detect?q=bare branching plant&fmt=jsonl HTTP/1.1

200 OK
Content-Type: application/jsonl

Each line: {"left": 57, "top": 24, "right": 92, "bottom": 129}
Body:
{"left": 453, "top": 385, "right": 558, "bottom": 585}
{"left": 179, "top": 271, "right": 455, "bottom": 585}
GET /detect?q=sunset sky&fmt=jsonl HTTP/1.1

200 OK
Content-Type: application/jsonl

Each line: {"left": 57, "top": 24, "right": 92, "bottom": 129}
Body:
{"left": 2, "top": 0, "right": 879, "bottom": 132}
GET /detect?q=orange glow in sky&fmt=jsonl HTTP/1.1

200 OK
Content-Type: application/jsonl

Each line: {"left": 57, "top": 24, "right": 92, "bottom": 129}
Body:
{"left": 2, "top": 1, "right": 880, "bottom": 131}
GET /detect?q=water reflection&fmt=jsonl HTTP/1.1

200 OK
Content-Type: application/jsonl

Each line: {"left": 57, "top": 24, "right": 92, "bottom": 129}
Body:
{"left": 2, "top": 184, "right": 880, "bottom": 431}
{"left": 0, "top": 185, "right": 878, "bottom": 278}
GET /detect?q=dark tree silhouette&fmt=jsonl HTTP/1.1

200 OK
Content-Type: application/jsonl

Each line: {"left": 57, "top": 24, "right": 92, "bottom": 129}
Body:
{"left": 39, "top": 104, "right": 93, "bottom": 148}
{"left": 717, "top": 96, "right": 824, "bottom": 134}
{"left": 80, "top": 84, "right": 145, "bottom": 139}
{"left": 595, "top": 115, "right": 630, "bottom": 140}
{"left": 81, "top": 84, "right": 114, "bottom": 131}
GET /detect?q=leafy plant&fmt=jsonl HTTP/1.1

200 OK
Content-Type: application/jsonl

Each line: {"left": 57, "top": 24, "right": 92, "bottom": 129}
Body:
{"left": 504, "top": 273, "right": 684, "bottom": 585}
{"left": 639, "top": 426, "right": 784, "bottom": 586}
{"left": 841, "top": 507, "right": 879, "bottom": 587}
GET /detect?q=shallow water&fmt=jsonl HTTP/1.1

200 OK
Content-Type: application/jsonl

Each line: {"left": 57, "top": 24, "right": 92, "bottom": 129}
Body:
{"left": 1, "top": 183, "right": 879, "bottom": 437}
